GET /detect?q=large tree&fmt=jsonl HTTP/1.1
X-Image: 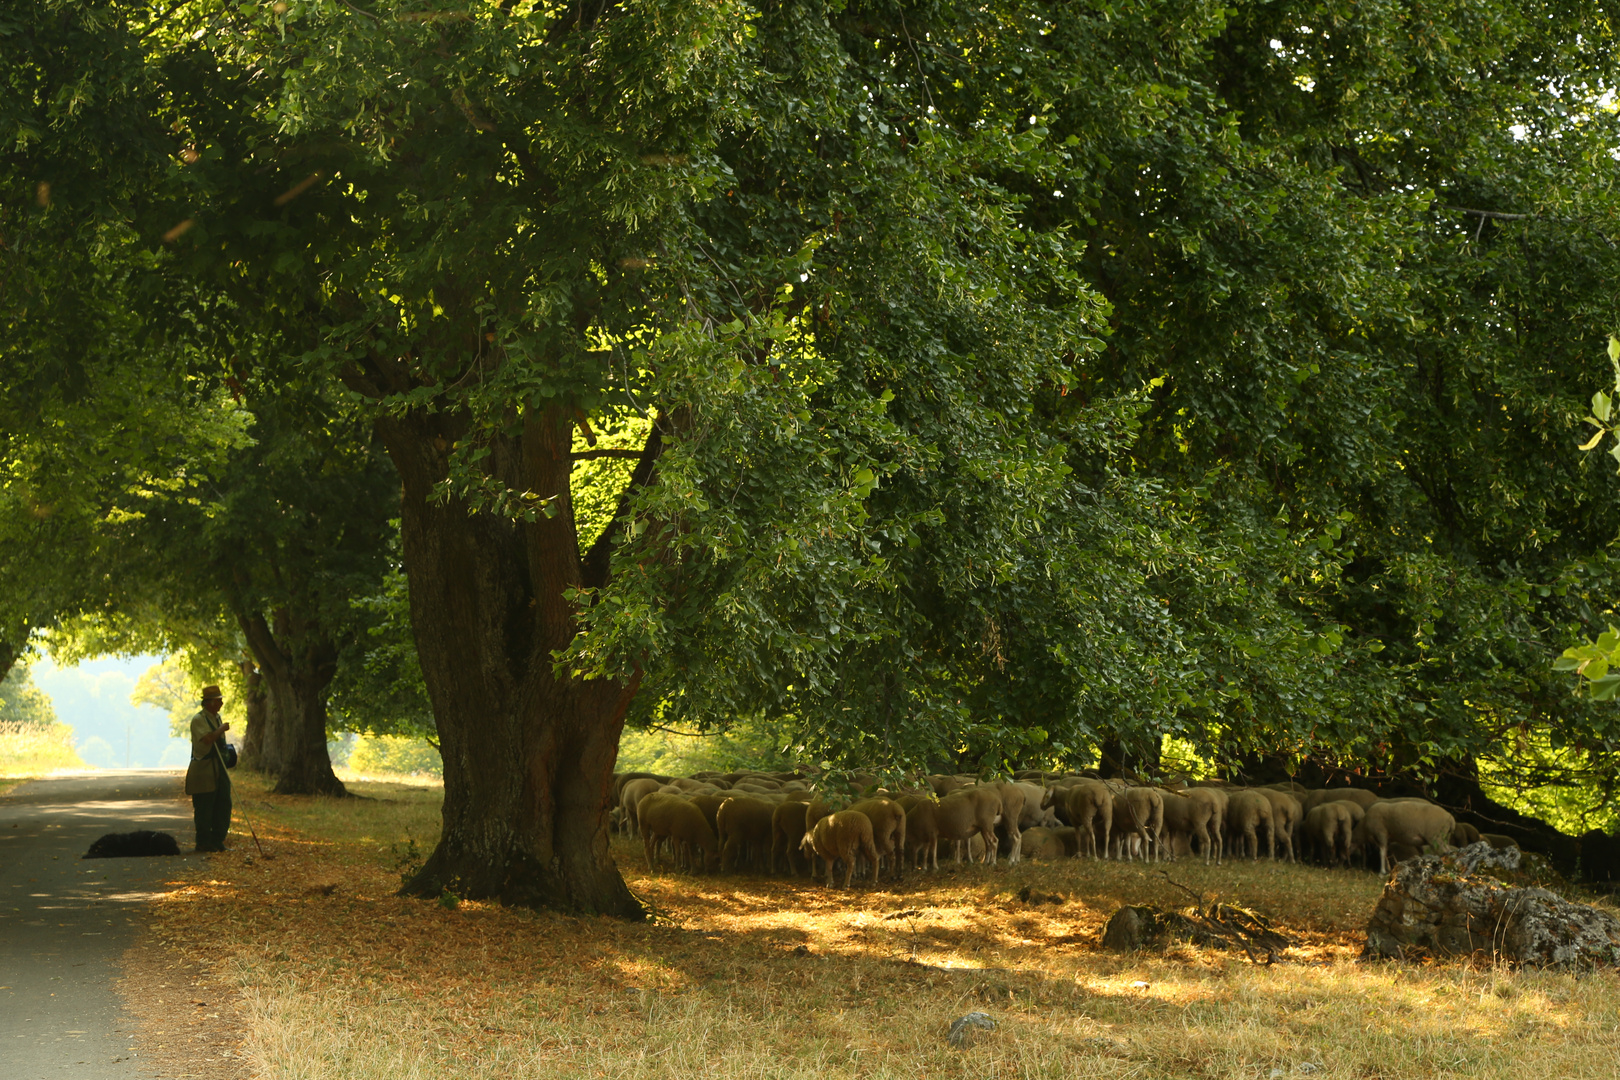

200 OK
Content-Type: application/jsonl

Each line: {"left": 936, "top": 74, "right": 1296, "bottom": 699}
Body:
{"left": 28, "top": 0, "right": 1270, "bottom": 914}
{"left": 14, "top": 0, "right": 1620, "bottom": 907}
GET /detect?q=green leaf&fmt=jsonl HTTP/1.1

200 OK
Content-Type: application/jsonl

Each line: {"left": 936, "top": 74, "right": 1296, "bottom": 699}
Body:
{"left": 1591, "top": 675, "right": 1620, "bottom": 702}
{"left": 1594, "top": 391, "right": 1612, "bottom": 423}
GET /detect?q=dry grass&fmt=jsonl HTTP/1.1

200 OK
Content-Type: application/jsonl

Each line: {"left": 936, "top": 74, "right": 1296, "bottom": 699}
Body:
{"left": 134, "top": 776, "right": 1620, "bottom": 1080}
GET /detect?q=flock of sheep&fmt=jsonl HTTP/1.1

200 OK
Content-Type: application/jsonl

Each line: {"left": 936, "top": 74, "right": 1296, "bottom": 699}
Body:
{"left": 612, "top": 768, "right": 1518, "bottom": 888}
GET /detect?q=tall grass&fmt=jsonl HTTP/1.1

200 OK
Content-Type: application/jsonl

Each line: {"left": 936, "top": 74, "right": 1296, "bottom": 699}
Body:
{"left": 0, "top": 720, "right": 84, "bottom": 776}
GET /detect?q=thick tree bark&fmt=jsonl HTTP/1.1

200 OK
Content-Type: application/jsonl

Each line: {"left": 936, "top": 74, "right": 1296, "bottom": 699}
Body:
{"left": 374, "top": 401, "right": 649, "bottom": 917}
{"left": 235, "top": 655, "right": 270, "bottom": 771}
{"left": 241, "top": 609, "right": 346, "bottom": 798}
{"left": 1098, "top": 732, "right": 1161, "bottom": 779}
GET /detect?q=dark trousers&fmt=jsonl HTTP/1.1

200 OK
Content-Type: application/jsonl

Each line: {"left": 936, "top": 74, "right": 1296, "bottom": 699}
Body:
{"left": 191, "top": 765, "right": 232, "bottom": 851}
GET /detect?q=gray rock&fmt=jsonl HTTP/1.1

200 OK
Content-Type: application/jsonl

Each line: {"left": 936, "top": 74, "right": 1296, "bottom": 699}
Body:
{"left": 1101, "top": 906, "right": 1155, "bottom": 951}
{"left": 946, "top": 1011, "right": 996, "bottom": 1047}
{"left": 1363, "top": 841, "right": 1620, "bottom": 970}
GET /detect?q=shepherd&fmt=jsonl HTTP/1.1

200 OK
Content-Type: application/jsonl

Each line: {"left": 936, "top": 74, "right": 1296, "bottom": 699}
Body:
{"left": 184, "top": 685, "right": 233, "bottom": 852}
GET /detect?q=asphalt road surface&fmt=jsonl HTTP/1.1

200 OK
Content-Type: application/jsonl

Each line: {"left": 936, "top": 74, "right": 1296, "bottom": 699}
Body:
{"left": 1, "top": 770, "right": 197, "bottom": 1079}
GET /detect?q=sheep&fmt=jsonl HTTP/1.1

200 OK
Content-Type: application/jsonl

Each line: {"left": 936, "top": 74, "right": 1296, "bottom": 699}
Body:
{"left": 638, "top": 793, "right": 720, "bottom": 872}
{"left": 1301, "top": 787, "right": 1380, "bottom": 813}
{"left": 1014, "top": 782, "right": 1059, "bottom": 829}
{"left": 904, "top": 799, "right": 941, "bottom": 870}
{"left": 619, "top": 777, "right": 664, "bottom": 836}
{"left": 1451, "top": 821, "right": 1482, "bottom": 847}
{"left": 1158, "top": 791, "right": 1213, "bottom": 863}
{"left": 1355, "top": 799, "right": 1456, "bottom": 875}
{"left": 1258, "top": 788, "right": 1303, "bottom": 863}
{"left": 1063, "top": 781, "right": 1113, "bottom": 859}
{"left": 933, "top": 789, "right": 1001, "bottom": 864}
{"left": 1111, "top": 786, "right": 1163, "bottom": 861}
{"left": 1481, "top": 832, "right": 1520, "bottom": 850}
{"left": 1227, "top": 789, "right": 1275, "bottom": 860}
{"left": 849, "top": 797, "right": 908, "bottom": 881}
{"left": 1301, "top": 801, "right": 1359, "bottom": 866}
{"left": 1019, "top": 825, "right": 1081, "bottom": 859}
{"left": 800, "top": 811, "right": 880, "bottom": 888}
{"left": 990, "top": 782, "right": 1028, "bottom": 862}
{"left": 689, "top": 794, "right": 728, "bottom": 835}
{"left": 612, "top": 771, "right": 666, "bottom": 807}
{"left": 1181, "top": 786, "right": 1228, "bottom": 863}
{"left": 770, "top": 799, "right": 811, "bottom": 876}
{"left": 716, "top": 796, "right": 777, "bottom": 873}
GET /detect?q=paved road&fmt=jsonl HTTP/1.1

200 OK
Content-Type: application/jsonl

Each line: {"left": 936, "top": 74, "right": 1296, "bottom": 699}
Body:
{"left": 1, "top": 770, "right": 196, "bottom": 1079}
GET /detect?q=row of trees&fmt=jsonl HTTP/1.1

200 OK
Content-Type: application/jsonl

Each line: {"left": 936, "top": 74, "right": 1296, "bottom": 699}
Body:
{"left": 4, "top": 0, "right": 1618, "bottom": 910}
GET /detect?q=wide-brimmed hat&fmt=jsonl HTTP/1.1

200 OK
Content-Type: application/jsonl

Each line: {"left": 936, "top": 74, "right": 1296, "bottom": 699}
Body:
{"left": 201, "top": 685, "right": 224, "bottom": 703}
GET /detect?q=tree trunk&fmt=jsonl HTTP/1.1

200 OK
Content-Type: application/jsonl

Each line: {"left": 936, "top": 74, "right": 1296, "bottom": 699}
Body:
{"left": 1098, "top": 732, "right": 1161, "bottom": 779}
{"left": 235, "top": 655, "right": 271, "bottom": 771}
{"left": 241, "top": 609, "right": 347, "bottom": 798}
{"left": 373, "top": 401, "right": 648, "bottom": 917}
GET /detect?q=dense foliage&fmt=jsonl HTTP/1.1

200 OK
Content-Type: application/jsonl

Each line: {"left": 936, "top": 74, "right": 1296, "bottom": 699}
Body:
{"left": 4, "top": 0, "right": 1619, "bottom": 897}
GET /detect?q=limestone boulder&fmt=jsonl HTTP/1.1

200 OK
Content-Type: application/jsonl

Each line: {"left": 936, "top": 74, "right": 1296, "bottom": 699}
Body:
{"left": 1363, "top": 841, "right": 1620, "bottom": 971}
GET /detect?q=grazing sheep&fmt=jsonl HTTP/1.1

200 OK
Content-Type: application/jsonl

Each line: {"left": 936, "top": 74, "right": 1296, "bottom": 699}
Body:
{"left": 904, "top": 799, "right": 941, "bottom": 870}
{"left": 1481, "top": 832, "right": 1520, "bottom": 851}
{"left": 1181, "top": 786, "right": 1228, "bottom": 863}
{"left": 1158, "top": 792, "right": 1213, "bottom": 863}
{"left": 1355, "top": 799, "right": 1456, "bottom": 875}
{"left": 990, "top": 782, "right": 1028, "bottom": 862}
{"left": 933, "top": 789, "right": 1001, "bottom": 865}
{"left": 1450, "top": 821, "right": 1482, "bottom": 847}
{"left": 612, "top": 771, "right": 665, "bottom": 807}
{"left": 1064, "top": 781, "right": 1114, "bottom": 859}
{"left": 1264, "top": 781, "right": 1310, "bottom": 795}
{"left": 638, "top": 793, "right": 720, "bottom": 873}
{"left": 770, "top": 799, "right": 812, "bottom": 876}
{"left": 1014, "top": 782, "right": 1059, "bottom": 829}
{"left": 800, "top": 811, "right": 880, "bottom": 888}
{"left": 1227, "top": 789, "right": 1275, "bottom": 861}
{"left": 1258, "top": 788, "right": 1303, "bottom": 863}
{"left": 620, "top": 777, "right": 664, "bottom": 836}
{"left": 716, "top": 796, "right": 777, "bottom": 873}
{"left": 1301, "top": 801, "right": 1358, "bottom": 866}
{"left": 1302, "top": 787, "right": 1380, "bottom": 813}
{"left": 689, "top": 794, "right": 728, "bottom": 835}
{"left": 849, "top": 797, "right": 908, "bottom": 881}
{"left": 1018, "top": 825, "right": 1081, "bottom": 860}
{"left": 1111, "top": 786, "right": 1164, "bottom": 861}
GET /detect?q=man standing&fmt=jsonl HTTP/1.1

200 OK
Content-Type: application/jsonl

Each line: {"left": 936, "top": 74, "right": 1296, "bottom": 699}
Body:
{"left": 184, "top": 685, "right": 232, "bottom": 852}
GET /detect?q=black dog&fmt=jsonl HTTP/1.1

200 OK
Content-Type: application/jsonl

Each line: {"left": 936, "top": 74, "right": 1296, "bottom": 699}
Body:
{"left": 83, "top": 830, "right": 182, "bottom": 859}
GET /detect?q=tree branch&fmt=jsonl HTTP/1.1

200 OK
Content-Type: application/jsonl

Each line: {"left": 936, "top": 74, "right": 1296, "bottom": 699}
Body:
{"left": 579, "top": 419, "right": 666, "bottom": 591}
{"left": 571, "top": 448, "right": 644, "bottom": 461}
{"left": 1442, "top": 206, "right": 1538, "bottom": 221}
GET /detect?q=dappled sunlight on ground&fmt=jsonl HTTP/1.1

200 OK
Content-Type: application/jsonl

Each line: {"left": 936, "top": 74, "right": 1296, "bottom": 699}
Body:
{"left": 116, "top": 777, "right": 1620, "bottom": 1080}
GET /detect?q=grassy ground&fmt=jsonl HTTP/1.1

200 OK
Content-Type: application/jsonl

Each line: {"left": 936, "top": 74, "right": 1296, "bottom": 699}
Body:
{"left": 137, "top": 775, "right": 1620, "bottom": 1080}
